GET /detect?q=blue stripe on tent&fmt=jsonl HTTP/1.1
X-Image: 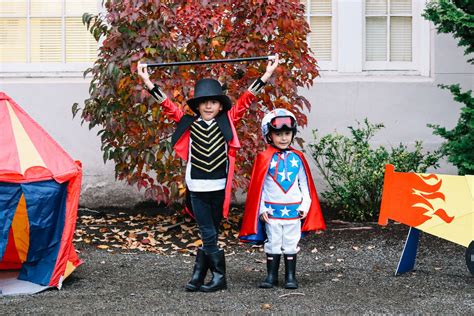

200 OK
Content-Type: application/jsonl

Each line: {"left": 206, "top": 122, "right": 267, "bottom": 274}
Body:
{"left": 0, "top": 183, "right": 22, "bottom": 261}
{"left": 18, "top": 180, "right": 68, "bottom": 286}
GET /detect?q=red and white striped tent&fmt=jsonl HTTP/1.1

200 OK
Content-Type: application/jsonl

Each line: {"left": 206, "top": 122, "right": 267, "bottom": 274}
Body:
{"left": 0, "top": 92, "right": 82, "bottom": 295}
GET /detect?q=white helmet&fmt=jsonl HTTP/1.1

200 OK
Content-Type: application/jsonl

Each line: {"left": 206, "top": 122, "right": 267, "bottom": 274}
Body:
{"left": 261, "top": 108, "right": 297, "bottom": 144}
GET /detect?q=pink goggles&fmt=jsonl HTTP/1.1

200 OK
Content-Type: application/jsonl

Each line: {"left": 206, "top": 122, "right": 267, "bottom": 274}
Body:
{"left": 270, "top": 116, "right": 296, "bottom": 130}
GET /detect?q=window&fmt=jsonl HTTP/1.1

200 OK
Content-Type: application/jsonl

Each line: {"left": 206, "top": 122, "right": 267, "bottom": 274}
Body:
{"left": 302, "top": 0, "right": 335, "bottom": 70}
{"left": 301, "top": 0, "right": 430, "bottom": 75}
{"left": 0, "top": 0, "right": 100, "bottom": 73}
{"left": 365, "top": 0, "right": 414, "bottom": 70}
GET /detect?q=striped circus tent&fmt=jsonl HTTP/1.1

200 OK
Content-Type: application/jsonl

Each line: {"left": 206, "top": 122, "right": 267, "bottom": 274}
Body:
{"left": 0, "top": 92, "right": 82, "bottom": 295}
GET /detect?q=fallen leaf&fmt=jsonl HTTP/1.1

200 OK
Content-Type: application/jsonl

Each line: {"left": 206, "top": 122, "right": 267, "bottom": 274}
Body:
{"left": 261, "top": 304, "right": 271, "bottom": 310}
{"left": 279, "top": 292, "right": 305, "bottom": 298}
{"left": 186, "top": 240, "right": 202, "bottom": 248}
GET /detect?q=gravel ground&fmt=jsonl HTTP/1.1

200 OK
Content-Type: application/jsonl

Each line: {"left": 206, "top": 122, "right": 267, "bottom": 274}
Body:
{"left": 1, "top": 219, "right": 472, "bottom": 314}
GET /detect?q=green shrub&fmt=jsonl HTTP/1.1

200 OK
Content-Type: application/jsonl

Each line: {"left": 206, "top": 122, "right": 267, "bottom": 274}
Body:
{"left": 308, "top": 119, "right": 442, "bottom": 222}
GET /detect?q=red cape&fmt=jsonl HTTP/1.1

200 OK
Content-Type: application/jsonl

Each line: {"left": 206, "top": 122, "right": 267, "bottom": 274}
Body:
{"left": 239, "top": 146, "right": 326, "bottom": 242}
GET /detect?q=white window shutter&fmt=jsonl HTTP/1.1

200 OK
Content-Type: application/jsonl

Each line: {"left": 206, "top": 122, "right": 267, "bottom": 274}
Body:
{"left": 310, "top": 0, "right": 331, "bottom": 14}
{"left": 390, "top": 17, "right": 412, "bottom": 61}
{"left": 366, "top": 17, "right": 387, "bottom": 61}
{"left": 30, "top": 18, "right": 62, "bottom": 62}
{"left": 66, "top": 17, "right": 98, "bottom": 62}
{"left": 30, "top": 0, "right": 62, "bottom": 16}
{"left": 366, "top": 0, "right": 387, "bottom": 15}
{"left": 66, "top": 0, "right": 98, "bottom": 15}
{"left": 0, "top": 1, "right": 27, "bottom": 15}
{"left": 306, "top": 0, "right": 332, "bottom": 62}
{"left": 310, "top": 16, "right": 331, "bottom": 61}
{"left": 0, "top": 1, "right": 27, "bottom": 62}
{"left": 390, "top": 0, "right": 412, "bottom": 14}
{"left": 30, "top": 1, "right": 62, "bottom": 63}
{"left": 0, "top": 19, "right": 27, "bottom": 62}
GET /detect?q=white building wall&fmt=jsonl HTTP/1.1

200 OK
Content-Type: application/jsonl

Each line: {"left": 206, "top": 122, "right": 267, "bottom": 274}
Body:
{"left": 0, "top": 32, "right": 473, "bottom": 208}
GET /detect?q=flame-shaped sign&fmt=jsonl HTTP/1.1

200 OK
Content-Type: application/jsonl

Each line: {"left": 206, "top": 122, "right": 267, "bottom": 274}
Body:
{"left": 379, "top": 164, "right": 473, "bottom": 247}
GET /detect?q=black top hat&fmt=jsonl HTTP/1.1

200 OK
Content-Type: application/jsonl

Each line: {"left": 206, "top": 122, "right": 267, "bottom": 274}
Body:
{"left": 186, "top": 78, "right": 232, "bottom": 114}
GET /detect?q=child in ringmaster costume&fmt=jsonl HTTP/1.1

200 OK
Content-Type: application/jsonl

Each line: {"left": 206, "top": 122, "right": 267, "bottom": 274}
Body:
{"left": 137, "top": 55, "right": 279, "bottom": 292}
{"left": 239, "top": 108, "right": 326, "bottom": 289}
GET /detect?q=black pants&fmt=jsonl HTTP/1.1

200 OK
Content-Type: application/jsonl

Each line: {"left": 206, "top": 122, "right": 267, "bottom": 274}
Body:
{"left": 189, "top": 190, "right": 225, "bottom": 254}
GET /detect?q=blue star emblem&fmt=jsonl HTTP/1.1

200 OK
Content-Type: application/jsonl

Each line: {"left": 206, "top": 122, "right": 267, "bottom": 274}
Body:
{"left": 268, "top": 152, "right": 302, "bottom": 193}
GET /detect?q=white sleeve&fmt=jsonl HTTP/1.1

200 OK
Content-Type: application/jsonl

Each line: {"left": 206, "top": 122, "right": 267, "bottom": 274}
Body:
{"left": 297, "top": 165, "right": 312, "bottom": 214}
{"left": 258, "top": 188, "right": 266, "bottom": 215}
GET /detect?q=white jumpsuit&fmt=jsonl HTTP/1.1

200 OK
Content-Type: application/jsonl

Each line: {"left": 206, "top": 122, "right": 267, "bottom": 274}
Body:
{"left": 259, "top": 150, "right": 311, "bottom": 254}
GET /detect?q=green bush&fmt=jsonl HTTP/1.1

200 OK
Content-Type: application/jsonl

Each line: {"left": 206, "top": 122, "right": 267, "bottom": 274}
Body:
{"left": 308, "top": 119, "right": 441, "bottom": 222}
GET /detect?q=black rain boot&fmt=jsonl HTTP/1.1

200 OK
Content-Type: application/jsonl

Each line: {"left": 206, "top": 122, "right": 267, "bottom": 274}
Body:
{"left": 185, "top": 248, "right": 209, "bottom": 291}
{"left": 284, "top": 254, "right": 298, "bottom": 289}
{"left": 259, "top": 253, "right": 281, "bottom": 288}
{"left": 200, "top": 249, "right": 227, "bottom": 292}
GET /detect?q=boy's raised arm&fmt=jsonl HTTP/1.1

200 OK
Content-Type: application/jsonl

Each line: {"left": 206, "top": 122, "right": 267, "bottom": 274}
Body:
{"left": 137, "top": 62, "right": 184, "bottom": 122}
{"left": 230, "top": 54, "right": 280, "bottom": 121}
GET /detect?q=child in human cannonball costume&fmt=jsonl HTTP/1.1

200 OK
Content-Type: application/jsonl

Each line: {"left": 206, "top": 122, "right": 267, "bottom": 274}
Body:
{"left": 239, "top": 108, "right": 326, "bottom": 289}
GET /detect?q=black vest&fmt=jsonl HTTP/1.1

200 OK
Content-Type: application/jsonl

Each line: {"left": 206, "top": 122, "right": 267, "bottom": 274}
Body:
{"left": 171, "top": 113, "right": 234, "bottom": 179}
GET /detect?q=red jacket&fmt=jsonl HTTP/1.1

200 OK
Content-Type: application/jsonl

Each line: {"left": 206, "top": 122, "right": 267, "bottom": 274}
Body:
{"left": 158, "top": 91, "right": 256, "bottom": 218}
{"left": 239, "top": 146, "right": 326, "bottom": 243}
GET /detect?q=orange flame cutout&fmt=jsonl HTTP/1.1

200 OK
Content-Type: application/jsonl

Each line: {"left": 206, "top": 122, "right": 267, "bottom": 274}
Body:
{"left": 379, "top": 165, "right": 455, "bottom": 227}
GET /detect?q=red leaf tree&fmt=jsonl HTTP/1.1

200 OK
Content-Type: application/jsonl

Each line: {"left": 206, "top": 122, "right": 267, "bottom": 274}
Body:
{"left": 79, "top": 0, "right": 319, "bottom": 207}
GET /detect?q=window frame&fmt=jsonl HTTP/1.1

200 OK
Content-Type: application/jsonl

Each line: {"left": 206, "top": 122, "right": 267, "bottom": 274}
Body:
{"left": 361, "top": 0, "right": 431, "bottom": 75}
{"left": 305, "top": 0, "right": 430, "bottom": 76}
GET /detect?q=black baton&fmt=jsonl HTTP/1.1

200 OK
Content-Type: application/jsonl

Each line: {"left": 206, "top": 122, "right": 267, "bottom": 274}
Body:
{"left": 144, "top": 55, "right": 276, "bottom": 68}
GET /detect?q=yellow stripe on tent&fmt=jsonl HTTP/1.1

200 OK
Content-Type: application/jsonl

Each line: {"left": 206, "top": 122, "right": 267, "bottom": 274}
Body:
{"left": 11, "top": 193, "right": 30, "bottom": 262}
{"left": 5, "top": 100, "right": 46, "bottom": 173}
{"left": 63, "top": 260, "right": 77, "bottom": 279}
